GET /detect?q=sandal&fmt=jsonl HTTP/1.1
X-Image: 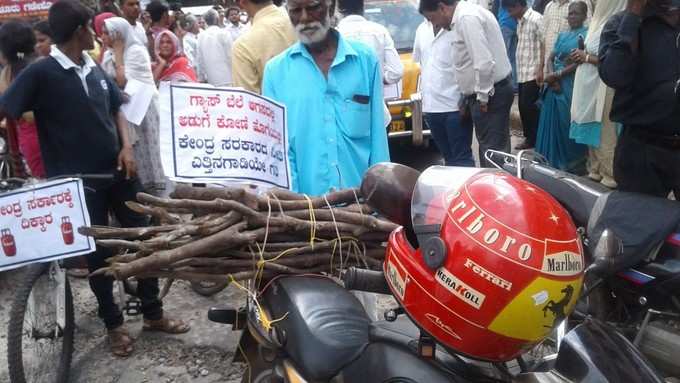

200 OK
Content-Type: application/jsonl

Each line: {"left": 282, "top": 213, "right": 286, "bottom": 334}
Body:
{"left": 108, "top": 326, "right": 134, "bottom": 357}
{"left": 143, "top": 317, "right": 191, "bottom": 334}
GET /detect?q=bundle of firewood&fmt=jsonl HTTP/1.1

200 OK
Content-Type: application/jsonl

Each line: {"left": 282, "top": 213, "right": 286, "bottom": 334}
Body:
{"left": 79, "top": 184, "right": 397, "bottom": 285}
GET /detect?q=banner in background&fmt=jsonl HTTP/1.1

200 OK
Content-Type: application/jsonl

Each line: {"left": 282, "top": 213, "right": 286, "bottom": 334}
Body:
{"left": 0, "top": 179, "right": 95, "bottom": 271}
{"left": 159, "top": 83, "right": 290, "bottom": 189}
{"left": 0, "top": 0, "right": 53, "bottom": 20}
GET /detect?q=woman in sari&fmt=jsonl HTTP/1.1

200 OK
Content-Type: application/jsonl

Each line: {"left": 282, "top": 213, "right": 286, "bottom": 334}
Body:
{"left": 153, "top": 30, "right": 197, "bottom": 83}
{"left": 101, "top": 17, "right": 170, "bottom": 196}
{"left": 535, "top": 1, "right": 588, "bottom": 171}
{"left": 0, "top": 21, "right": 45, "bottom": 178}
{"left": 569, "top": 0, "right": 625, "bottom": 188}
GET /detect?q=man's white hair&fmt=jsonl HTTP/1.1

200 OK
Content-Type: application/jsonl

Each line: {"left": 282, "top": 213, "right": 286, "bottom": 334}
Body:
{"left": 203, "top": 8, "right": 220, "bottom": 26}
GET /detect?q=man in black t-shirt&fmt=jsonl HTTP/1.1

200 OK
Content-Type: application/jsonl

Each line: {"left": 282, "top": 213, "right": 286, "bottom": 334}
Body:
{"left": 0, "top": 0, "right": 190, "bottom": 357}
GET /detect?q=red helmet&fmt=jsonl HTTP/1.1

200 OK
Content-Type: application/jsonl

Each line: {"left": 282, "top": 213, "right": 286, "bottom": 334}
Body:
{"left": 384, "top": 167, "right": 584, "bottom": 362}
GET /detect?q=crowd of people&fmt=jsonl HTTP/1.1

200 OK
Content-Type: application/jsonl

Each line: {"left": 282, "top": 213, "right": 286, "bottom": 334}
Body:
{"left": 0, "top": 0, "right": 676, "bottom": 358}
{"left": 417, "top": 0, "right": 678, "bottom": 197}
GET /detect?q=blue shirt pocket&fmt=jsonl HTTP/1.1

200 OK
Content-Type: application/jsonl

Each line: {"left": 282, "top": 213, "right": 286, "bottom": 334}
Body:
{"left": 340, "top": 99, "right": 371, "bottom": 139}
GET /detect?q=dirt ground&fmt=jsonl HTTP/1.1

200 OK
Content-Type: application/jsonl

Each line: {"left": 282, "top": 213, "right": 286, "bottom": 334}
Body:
{"left": 0, "top": 267, "right": 248, "bottom": 383}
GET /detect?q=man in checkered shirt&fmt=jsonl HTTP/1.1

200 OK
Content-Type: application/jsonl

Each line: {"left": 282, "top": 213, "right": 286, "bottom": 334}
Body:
{"left": 503, "top": 0, "right": 543, "bottom": 150}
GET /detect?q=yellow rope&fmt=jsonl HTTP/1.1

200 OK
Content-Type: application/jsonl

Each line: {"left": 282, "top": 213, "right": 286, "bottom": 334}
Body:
{"left": 252, "top": 196, "right": 273, "bottom": 288}
{"left": 351, "top": 188, "right": 366, "bottom": 225}
{"left": 303, "top": 194, "right": 317, "bottom": 248}
{"left": 228, "top": 274, "right": 289, "bottom": 332}
{"left": 323, "top": 194, "right": 344, "bottom": 277}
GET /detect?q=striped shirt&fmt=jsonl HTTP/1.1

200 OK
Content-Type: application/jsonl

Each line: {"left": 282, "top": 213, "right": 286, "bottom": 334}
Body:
{"left": 516, "top": 8, "right": 543, "bottom": 83}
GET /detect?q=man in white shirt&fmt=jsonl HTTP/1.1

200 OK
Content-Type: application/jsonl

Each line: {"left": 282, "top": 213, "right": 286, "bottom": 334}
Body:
{"left": 196, "top": 9, "right": 233, "bottom": 86}
{"left": 414, "top": 21, "right": 474, "bottom": 166}
{"left": 225, "top": 6, "right": 248, "bottom": 41}
{"left": 337, "top": 0, "right": 403, "bottom": 128}
{"left": 181, "top": 14, "right": 200, "bottom": 67}
{"left": 119, "top": 0, "right": 148, "bottom": 46}
{"left": 337, "top": 0, "right": 403, "bottom": 91}
{"left": 420, "top": 0, "right": 513, "bottom": 167}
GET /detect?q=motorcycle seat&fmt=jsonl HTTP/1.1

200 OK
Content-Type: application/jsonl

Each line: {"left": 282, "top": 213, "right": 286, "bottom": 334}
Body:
{"left": 639, "top": 238, "right": 680, "bottom": 280}
{"left": 520, "top": 165, "right": 608, "bottom": 228}
{"left": 263, "top": 276, "right": 370, "bottom": 381}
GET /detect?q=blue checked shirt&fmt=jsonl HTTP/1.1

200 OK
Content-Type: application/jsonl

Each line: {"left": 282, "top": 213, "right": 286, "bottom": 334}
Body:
{"left": 263, "top": 31, "right": 389, "bottom": 196}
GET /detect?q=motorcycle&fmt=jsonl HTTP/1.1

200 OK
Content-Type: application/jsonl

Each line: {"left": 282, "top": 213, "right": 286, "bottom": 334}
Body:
{"left": 208, "top": 159, "right": 665, "bottom": 383}
{"left": 486, "top": 150, "right": 680, "bottom": 378}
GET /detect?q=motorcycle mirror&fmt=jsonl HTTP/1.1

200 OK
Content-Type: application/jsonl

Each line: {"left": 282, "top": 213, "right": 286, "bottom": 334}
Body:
{"left": 360, "top": 162, "right": 421, "bottom": 229}
{"left": 587, "top": 229, "right": 624, "bottom": 275}
{"left": 594, "top": 229, "right": 624, "bottom": 260}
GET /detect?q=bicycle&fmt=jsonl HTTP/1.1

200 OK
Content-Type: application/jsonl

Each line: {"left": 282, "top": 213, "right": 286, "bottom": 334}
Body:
{"left": 5, "top": 174, "right": 144, "bottom": 383}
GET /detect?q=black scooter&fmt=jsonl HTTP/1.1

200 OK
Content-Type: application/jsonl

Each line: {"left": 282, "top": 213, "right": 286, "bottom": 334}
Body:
{"left": 208, "top": 159, "right": 664, "bottom": 383}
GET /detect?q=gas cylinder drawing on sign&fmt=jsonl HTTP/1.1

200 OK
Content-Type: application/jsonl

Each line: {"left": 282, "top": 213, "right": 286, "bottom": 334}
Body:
{"left": 2, "top": 228, "right": 16, "bottom": 256}
{"left": 61, "top": 216, "right": 74, "bottom": 245}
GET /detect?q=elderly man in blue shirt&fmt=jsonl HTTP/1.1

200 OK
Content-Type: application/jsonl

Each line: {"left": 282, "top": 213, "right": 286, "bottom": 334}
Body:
{"left": 262, "top": 0, "right": 390, "bottom": 196}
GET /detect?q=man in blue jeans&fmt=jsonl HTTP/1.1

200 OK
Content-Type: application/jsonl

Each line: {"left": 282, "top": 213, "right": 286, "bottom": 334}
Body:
{"left": 413, "top": 20, "right": 474, "bottom": 166}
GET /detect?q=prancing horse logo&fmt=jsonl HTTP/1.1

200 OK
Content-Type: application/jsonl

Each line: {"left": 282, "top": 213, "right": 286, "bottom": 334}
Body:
{"left": 542, "top": 285, "right": 574, "bottom": 328}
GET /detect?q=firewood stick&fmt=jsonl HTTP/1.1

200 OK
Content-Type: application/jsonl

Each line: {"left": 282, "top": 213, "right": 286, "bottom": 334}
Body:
{"left": 133, "top": 270, "right": 260, "bottom": 284}
{"left": 171, "top": 184, "right": 260, "bottom": 209}
{"left": 275, "top": 209, "right": 398, "bottom": 232}
{"left": 107, "top": 223, "right": 288, "bottom": 280}
{"left": 263, "top": 188, "right": 308, "bottom": 201}
{"left": 171, "top": 184, "right": 360, "bottom": 211}
{"left": 126, "top": 201, "right": 180, "bottom": 224}
{"left": 79, "top": 224, "right": 183, "bottom": 239}
{"left": 144, "top": 211, "right": 242, "bottom": 247}
{"left": 256, "top": 188, "right": 360, "bottom": 211}
{"left": 135, "top": 194, "right": 386, "bottom": 236}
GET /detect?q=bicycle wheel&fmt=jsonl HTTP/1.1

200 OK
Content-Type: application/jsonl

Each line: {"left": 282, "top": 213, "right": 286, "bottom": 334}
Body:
{"left": 7, "top": 263, "right": 75, "bottom": 383}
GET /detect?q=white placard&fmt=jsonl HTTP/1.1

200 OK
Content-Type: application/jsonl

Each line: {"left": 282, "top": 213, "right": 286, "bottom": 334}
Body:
{"left": 0, "top": 179, "right": 95, "bottom": 271}
{"left": 121, "top": 78, "right": 156, "bottom": 126}
{"left": 159, "top": 83, "right": 290, "bottom": 189}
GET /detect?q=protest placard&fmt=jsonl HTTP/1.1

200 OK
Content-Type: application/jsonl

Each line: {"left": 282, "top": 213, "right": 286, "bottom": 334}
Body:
{"left": 159, "top": 83, "right": 290, "bottom": 189}
{"left": 0, "top": 179, "right": 95, "bottom": 271}
{"left": 0, "top": 0, "right": 53, "bottom": 20}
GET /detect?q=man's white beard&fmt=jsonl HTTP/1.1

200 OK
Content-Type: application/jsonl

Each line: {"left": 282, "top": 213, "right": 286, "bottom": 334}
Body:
{"left": 295, "top": 15, "right": 330, "bottom": 45}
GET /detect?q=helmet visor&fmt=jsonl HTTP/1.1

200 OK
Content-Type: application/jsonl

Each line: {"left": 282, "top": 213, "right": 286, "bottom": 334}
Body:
{"left": 411, "top": 166, "right": 486, "bottom": 229}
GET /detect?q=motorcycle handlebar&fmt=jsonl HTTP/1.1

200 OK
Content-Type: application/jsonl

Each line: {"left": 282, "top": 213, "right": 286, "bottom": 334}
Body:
{"left": 342, "top": 267, "right": 392, "bottom": 295}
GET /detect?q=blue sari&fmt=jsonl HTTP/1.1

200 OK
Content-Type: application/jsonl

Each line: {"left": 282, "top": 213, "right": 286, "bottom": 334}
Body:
{"left": 536, "top": 27, "right": 588, "bottom": 171}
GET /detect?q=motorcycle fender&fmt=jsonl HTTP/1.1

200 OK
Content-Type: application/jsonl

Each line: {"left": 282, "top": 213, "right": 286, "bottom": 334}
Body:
{"left": 553, "top": 318, "right": 663, "bottom": 382}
